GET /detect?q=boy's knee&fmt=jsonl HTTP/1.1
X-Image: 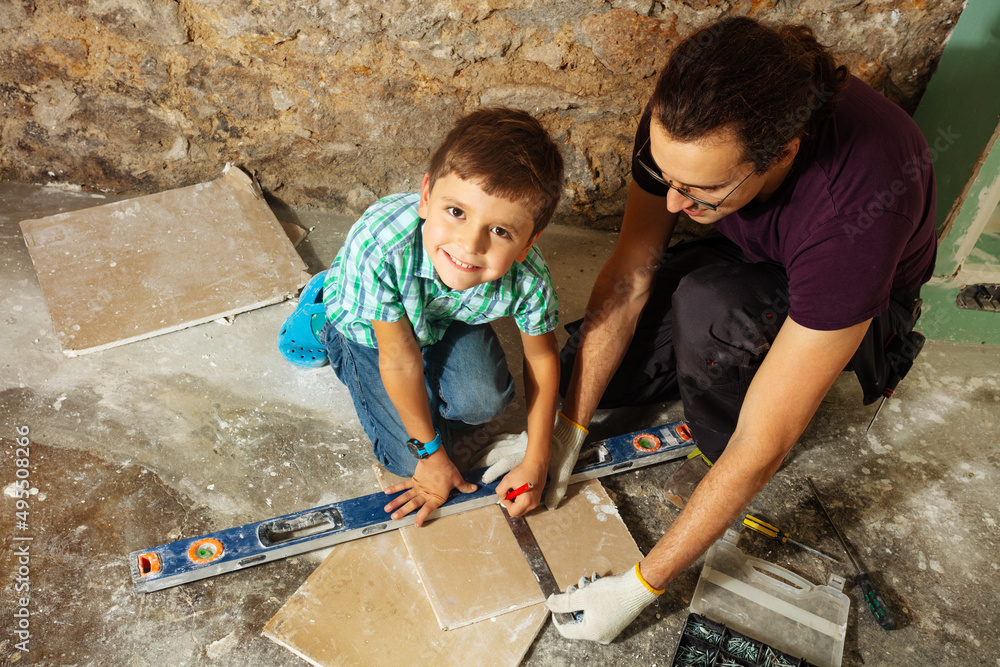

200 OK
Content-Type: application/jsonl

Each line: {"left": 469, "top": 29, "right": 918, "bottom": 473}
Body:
{"left": 445, "top": 375, "right": 514, "bottom": 426}
{"left": 373, "top": 438, "right": 417, "bottom": 478}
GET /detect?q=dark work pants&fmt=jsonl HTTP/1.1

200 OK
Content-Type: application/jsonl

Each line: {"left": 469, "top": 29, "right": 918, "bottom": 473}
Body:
{"left": 559, "top": 237, "right": 920, "bottom": 462}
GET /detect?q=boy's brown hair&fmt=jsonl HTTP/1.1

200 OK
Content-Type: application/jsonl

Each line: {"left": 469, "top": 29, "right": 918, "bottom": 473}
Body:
{"left": 427, "top": 108, "right": 565, "bottom": 234}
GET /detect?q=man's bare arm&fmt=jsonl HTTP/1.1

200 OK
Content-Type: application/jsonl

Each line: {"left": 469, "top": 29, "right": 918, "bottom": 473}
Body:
{"left": 639, "top": 316, "right": 871, "bottom": 589}
{"left": 562, "top": 180, "right": 677, "bottom": 427}
{"left": 545, "top": 316, "right": 872, "bottom": 644}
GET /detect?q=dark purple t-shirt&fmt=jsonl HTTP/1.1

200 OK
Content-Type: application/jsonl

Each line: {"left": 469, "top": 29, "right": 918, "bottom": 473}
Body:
{"left": 632, "top": 76, "right": 937, "bottom": 331}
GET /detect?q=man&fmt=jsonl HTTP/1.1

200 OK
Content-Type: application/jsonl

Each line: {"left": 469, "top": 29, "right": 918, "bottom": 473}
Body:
{"left": 544, "top": 16, "right": 936, "bottom": 643}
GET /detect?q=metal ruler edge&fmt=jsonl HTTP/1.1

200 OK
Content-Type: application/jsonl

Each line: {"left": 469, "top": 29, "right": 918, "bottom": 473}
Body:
{"left": 128, "top": 421, "right": 694, "bottom": 593}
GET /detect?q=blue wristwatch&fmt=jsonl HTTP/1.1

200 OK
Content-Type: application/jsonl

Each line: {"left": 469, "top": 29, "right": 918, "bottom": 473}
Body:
{"left": 406, "top": 430, "right": 441, "bottom": 459}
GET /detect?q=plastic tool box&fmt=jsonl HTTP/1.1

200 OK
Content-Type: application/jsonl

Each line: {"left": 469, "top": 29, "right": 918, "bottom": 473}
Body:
{"left": 671, "top": 529, "right": 850, "bottom": 667}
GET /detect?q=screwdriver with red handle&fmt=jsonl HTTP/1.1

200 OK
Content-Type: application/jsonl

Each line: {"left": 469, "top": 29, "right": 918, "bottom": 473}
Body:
{"left": 808, "top": 477, "right": 897, "bottom": 630}
{"left": 866, "top": 330, "right": 925, "bottom": 433}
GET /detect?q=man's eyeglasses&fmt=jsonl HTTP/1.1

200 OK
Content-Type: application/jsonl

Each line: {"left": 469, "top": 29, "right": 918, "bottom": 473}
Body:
{"left": 635, "top": 136, "right": 756, "bottom": 211}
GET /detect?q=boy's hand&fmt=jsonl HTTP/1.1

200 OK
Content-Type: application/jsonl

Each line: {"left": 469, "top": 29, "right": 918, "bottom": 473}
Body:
{"left": 496, "top": 459, "right": 547, "bottom": 517}
{"left": 384, "top": 450, "right": 477, "bottom": 527}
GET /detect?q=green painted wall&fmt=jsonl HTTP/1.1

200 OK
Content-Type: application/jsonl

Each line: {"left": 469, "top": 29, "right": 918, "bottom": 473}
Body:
{"left": 917, "top": 130, "right": 1000, "bottom": 345}
{"left": 912, "top": 0, "right": 1000, "bottom": 344}
{"left": 918, "top": 282, "right": 1000, "bottom": 345}
{"left": 934, "top": 126, "right": 1000, "bottom": 277}
{"left": 913, "top": 0, "right": 1000, "bottom": 234}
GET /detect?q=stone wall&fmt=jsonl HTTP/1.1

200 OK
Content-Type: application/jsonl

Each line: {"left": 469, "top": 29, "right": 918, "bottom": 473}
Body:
{"left": 0, "top": 0, "right": 965, "bottom": 227}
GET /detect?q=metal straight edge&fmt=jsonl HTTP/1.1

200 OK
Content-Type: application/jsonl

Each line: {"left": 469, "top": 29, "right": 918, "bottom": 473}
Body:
{"left": 500, "top": 504, "right": 575, "bottom": 624}
{"left": 128, "top": 421, "right": 695, "bottom": 593}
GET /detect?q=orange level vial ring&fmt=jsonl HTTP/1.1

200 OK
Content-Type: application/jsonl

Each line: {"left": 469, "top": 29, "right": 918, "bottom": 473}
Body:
{"left": 188, "top": 538, "right": 224, "bottom": 564}
{"left": 633, "top": 433, "right": 661, "bottom": 452}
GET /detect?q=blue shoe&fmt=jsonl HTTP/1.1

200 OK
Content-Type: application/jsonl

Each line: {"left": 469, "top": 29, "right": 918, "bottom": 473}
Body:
{"left": 278, "top": 271, "right": 329, "bottom": 368}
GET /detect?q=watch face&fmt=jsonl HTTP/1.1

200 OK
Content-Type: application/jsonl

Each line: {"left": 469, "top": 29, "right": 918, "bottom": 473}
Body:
{"left": 406, "top": 439, "right": 426, "bottom": 459}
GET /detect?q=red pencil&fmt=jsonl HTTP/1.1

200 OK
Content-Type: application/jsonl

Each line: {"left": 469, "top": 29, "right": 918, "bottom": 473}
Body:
{"left": 498, "top": 482, "right": 533, "bottom": 504}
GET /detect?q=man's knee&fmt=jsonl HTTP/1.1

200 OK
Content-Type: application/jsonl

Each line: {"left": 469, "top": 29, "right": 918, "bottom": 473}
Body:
{"left": 672, "top": 267, "right": 744, "bottom": 360}
{"left": 672, "top": 264, "right": 786, "bottom": 366}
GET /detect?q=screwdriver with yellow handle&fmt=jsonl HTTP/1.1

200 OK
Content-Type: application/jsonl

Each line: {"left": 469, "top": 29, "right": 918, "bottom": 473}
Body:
{"left": 743, "top": 514, "right": 840, "bottom": 563}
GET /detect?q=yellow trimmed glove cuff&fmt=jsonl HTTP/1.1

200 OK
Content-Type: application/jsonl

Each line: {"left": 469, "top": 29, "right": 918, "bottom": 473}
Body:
{"left": 545, "top": 412, "right": 589, "bottom": 510}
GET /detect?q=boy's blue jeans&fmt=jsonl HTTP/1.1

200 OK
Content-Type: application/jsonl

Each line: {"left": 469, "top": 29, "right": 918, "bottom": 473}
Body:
{"left": 323, "top": 321, "right": 515, "bottom": 477}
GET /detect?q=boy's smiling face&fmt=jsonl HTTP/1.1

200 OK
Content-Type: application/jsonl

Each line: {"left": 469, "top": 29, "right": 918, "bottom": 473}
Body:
{"left": 419, "top": 172, "right": 540, "bottom": 291}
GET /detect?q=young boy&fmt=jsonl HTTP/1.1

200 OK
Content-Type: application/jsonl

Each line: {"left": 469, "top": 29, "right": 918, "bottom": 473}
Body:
{"left": 308, "top": 108, "right": 563, "bottom": 526}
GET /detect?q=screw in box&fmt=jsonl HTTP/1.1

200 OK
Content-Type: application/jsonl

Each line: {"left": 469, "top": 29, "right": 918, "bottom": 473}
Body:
{"left": 676, "top": 644, "right": 713, "bottom": 667}
{"left": 684, "top": 619, "right": 723, "bottom": 645}
{"left": 763, "top": 646, "right": 797, "bottom": 667}
{"left": 724, "top": 636, "right": 758, "bottom": 662}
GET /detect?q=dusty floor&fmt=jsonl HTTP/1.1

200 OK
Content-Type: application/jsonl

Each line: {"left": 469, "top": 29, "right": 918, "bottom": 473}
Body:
{"left": 1, "top": 182, "right": 998, "bottom": 666}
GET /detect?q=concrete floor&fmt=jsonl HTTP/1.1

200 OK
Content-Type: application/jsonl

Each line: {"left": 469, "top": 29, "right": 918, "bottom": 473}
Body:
{"left": 1, "top": 181, "right": 999, "bottom": 666}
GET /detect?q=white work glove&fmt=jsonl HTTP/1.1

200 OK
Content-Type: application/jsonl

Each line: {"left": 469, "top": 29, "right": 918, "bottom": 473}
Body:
{"left": 544, "top": 412, "right": 588, "bottom": 510}
{"left": 545, "top": 564, "right": 662, "bottom": 644}
{"left": 471, "top": 431, "right": 528, "bottom": 483}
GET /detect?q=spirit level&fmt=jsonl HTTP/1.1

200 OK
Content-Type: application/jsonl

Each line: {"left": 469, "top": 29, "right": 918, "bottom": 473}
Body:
{"left": 129, "top": 421, "right": 694, "bottom": 593}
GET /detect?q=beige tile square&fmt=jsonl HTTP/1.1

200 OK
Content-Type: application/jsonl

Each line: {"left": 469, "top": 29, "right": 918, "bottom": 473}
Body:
{"left": 376, "top": 469, "right": 643, "bottom": 629}
{"left": 262, "top": 531, "right": 548, "bottom": 667}
{"left": 19, "top": 168, "right": 308, "bottom": 356}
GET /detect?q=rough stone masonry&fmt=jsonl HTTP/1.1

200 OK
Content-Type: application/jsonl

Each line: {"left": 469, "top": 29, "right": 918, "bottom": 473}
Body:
{"left": 0, "top": 0, "right": 965, "bottom": 228}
